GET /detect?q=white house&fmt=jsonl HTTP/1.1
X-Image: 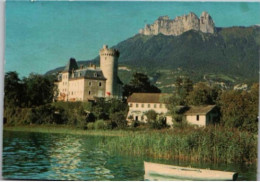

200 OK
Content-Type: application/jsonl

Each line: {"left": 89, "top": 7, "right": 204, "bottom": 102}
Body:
{"left": 184, "top": 105, "right": 218, "bottom": 127}
{"left": 126, "top": 93, "right": 172, "bottom": 125}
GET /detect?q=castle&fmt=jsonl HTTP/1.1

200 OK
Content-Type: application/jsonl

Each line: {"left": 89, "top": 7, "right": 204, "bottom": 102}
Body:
{"left": 55, "top": 45, "right": 123, "bottom": 101}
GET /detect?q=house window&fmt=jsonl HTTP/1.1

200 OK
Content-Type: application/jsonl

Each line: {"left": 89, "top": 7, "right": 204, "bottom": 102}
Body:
{"left": 141, "top": 104, "right": 144, "bottom": 108}
{"left": 135, "top": 116, "right": 138, "bottom": 121}
{"left": 94, "top": 73, "right": 97, "bottom": 77}
{"left": 159, "top": 104, "right": 162, "bottom": 108}
{"left": 129, "top": 103, "right": 133, "bottom": 107}
{"left": 196, "top": 115, "right": 199, "bottom": 121}
{"left": 89, "top": 91, "right": 91, "bottom": 95}
{"left": 154, "top": 104, "right": 157, "bottom": 108}
{"left": 89, "top": 82, "right": 92, "bottom": 86}
{"left": 99, "top": 82, "right": 102, "bottom": 87}
{"left": 148, "top": 104, "right": 150, "bottom": 108}
{"left": 136, "top": 104, "right": 139, "bottom": 108}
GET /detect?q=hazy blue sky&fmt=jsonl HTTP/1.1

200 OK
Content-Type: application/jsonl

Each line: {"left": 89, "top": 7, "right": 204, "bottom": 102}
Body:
{"left": 5, "top": 1, "right": 260, "bottom": 76}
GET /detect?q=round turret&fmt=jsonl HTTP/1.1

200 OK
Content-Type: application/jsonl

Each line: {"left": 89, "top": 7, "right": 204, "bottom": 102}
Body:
{"left": 99, "top": 45, "right": 120, "bottom": 97}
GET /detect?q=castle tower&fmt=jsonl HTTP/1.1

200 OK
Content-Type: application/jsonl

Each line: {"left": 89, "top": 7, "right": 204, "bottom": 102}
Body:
{"left": 99, "top": 45, "right": 120, "bottom": 97}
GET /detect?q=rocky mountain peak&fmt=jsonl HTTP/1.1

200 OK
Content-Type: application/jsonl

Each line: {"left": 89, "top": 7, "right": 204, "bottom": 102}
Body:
{"left": 139, "top": 11, "right": 215, "bottom": 36}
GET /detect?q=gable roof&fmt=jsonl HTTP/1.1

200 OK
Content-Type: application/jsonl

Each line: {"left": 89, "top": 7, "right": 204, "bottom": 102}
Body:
{"left": 63, "top": 58, "right": 78, "bottom": 72}
{"left": 184, "top": 105, "right": 216, "bottom": 115}
{"left": 127, "top": 93, "right": 170, "bottom": 103}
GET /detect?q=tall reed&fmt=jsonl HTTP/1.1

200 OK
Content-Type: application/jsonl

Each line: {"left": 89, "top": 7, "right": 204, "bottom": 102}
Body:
{"left": 99, "top": 126, "right": 257, "bottom": 164}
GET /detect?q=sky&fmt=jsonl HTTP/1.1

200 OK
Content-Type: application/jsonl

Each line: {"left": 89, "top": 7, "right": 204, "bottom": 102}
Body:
{"left": 5, "top": 1, "right": 260, "bottom": 77}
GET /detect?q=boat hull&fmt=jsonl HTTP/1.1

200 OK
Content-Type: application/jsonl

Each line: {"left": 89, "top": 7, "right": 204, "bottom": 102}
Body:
{"left": 144, "top": 162, "right": 238, "bottom": 181}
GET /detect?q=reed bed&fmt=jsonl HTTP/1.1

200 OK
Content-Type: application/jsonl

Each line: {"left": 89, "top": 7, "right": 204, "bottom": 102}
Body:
{"left": 99, "top": 126, "right": 257, "bottom": 164}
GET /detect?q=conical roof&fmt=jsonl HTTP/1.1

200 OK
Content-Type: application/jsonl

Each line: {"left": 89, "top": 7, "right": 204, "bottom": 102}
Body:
{"left": 63, "top": 58, "right": 78, "bottom": 72}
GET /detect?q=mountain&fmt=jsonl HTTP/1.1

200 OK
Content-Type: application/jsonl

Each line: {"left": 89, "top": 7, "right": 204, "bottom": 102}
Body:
{"left": 114, "top": 26, "right": 259, "bottom": 81}
{"left": 46, "top": 12, "right": 260, "bottom": 91}
{"left": 139, "top": 11, "right": 215, "bottom": 36}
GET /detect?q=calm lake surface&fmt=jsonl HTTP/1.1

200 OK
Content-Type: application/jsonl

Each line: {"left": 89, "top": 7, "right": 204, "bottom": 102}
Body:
{"left": 2, "top": 131, "right": 257, "bottom": 180}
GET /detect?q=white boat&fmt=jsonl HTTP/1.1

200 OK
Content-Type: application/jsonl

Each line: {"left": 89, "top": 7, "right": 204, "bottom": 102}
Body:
{"left": 144, "top": 161, "right": 238, "bottom": 181}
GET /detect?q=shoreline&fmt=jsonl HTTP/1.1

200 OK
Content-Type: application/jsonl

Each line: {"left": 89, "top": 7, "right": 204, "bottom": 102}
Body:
{"left": 3, "top": 125, "right": 127, "bottom": 137}
{"left": 3, "top": 125, "right": 257, "bottom": 164}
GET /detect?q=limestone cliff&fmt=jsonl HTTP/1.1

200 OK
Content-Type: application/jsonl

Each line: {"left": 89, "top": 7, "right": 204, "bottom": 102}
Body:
{"left": 139, "top": 11, "right": 215, "bottom": 36}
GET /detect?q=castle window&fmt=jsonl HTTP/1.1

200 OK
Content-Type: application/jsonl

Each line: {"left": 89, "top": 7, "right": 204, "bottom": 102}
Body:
{"left": 89, "top": 91, "right": 91, "bottom": 95}
{"left": 89, "top": 82, "right": 92, "bottom": 86}
{"left": 99, "top": 82, "right": 102, "bottom": 87}
{"left": 94, "top": 73, "right": 97, "bottom": 77}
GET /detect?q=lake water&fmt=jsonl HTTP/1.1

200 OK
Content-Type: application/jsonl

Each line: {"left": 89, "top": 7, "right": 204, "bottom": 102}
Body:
{"left": 2, "top": 131, "right": 257, "bottom": 180}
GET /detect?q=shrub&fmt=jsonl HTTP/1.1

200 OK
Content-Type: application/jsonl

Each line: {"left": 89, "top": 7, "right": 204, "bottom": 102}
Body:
{"left": 27, "top": 104, "right": 56, "bottom": 124}
{"left": 110, "top": 111, "right": 127, "bottom": 129}
{"left": 87, "top": 122, "right": 94, "bottom": 130}
{"left": 94, "top": 120, "right": 106, "bottom": 130}
{"left": 86, "top": 113, "right": 96, "bottom": 122}
{"left": 149, "top": 116, "right": 168, "bottom": 129}
{"left": 145, "top": 110, "right": 157, "bottom": 122}
{"left": 4, "top": 106, "right": 31, "bottom": 126}
{"left": 130, "top": 120, "right": 140, "bottom": 128}
{"left": 105, "top": 120, "right": 117, "bottom": 130}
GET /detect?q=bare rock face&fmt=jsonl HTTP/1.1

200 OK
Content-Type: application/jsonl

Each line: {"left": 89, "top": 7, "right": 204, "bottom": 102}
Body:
{"left": 139, "top": 12, "right": 215, "bottom": 36}
{"left": 199, "top": 11, "right": 215, "bottom": 34}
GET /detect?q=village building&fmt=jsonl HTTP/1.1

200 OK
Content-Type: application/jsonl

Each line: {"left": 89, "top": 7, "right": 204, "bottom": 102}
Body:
{"left": 126, "top": 93, "right": 219, "bottom": 127}
{"left": 55, "top": 45, "right": 123, "bottom": 101}
{"left": 183, "top": 105, "right": 218, "bottom": 127}
{"left": 126, "top": 93, "right": 173, "bottom": 125}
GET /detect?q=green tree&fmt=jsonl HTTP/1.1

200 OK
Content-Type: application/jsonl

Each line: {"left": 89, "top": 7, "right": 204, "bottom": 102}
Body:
{"left": 187, "top": 82, "right": 220, "bottom": 106}
{"left": 174, "top": 76, "right": 193, "bottom": 103}
{"left": 218, "top": 84, "right": 258, "bottom": 133}
{"left": 123, "top": 72, "right": 161, "bottom": 97}
{"left": 23, "top": 73, "right": 57, "bottom": 107}
{"left": 108, "top": 98, "right": 128, "bottom": 117}
{"left": 164, "top": 77, "right": 193, "bottom": 124}
{"left": 4, "top": 71, "right": 25, "bottom": 107}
